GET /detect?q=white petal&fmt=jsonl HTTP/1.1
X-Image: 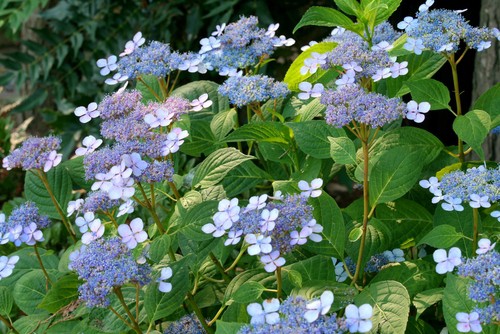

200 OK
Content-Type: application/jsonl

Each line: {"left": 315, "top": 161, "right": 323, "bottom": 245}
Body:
{"left": 304, "top": 309, "right": 320, "bottom": 323}
{"left": 247, "top": 303, "right": 263, "bottom": 317}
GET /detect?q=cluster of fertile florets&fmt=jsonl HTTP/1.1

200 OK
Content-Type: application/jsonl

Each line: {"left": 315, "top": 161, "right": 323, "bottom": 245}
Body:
{"left": 320, "top": 85, "right": 406, "bottom": 128}
{"left": 420, "top": 165, "right": 500, "bottom": 212}
{"left": 162, "top": 313, "right": 206, "bottom": 334}
{"left": 2, "top": 136, "right": 62, "bottom": 172}
{"left": 202, "top": 180, "right": 324, "bottom": 272}
{"left": 69, "top": 237, "right": 151, "bottom": 308}
{"left": 238, "top": 291, "right": 374, "bottom": 334}
{"left": 399, "top": 2, "right": 500, "bottom": 54}
{"left": 0, "top": 202, "right": 50, "bottom": 247}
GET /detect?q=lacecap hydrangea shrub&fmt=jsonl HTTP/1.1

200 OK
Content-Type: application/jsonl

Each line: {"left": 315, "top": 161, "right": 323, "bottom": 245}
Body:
{"left": 1, "top": 0, "right": 499, "bottom": 333}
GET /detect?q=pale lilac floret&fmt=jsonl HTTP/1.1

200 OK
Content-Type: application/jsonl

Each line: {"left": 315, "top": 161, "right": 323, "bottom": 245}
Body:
{"left": 306, "top": 219, "right": 323, "bottom": 242}
{"left": 298, "top": 178, "right": 323, "bottom": 198}
{"left": 96, "top": 55, "right": 118, "bottom": 76}
{"left": 432, "top": 190, "right": 445, "bottom": 204}
{"left": 418, "top": 0, "right": 434, "bottom": 12}
{"left": 43, "top": 150, "right": 62, "bottom": 172}
{"left": 119, "top": 32, "right": 145, "bottom": 57}
{"left": 274, "top": 35, "right": 295, "bottom": 47}
{"left": 390, "top": 61, "right": 409, "bottom": 78}
{"left": 81, "top": 219, "right": 105, "bottom": 244}
{"left": 162, "top": 128, "right": 189, "bottom": 155}
{"left": 8, "top": 225, "right": 22, "bottom": 247}
{"left": 219, "top": 67, "right": 242, "bottom": 77}
{"left": 332, "top": 257, "right": 348, "bottom": 282}
{"left": 404, "top": 37, "right": 425, "bottom": 55}
{"left": 298, "top": 82, "right": 324, "bottom": 100}
{"left": 199, "top": 36, "right": 221, "bottom": 54}
{"left": 211, "top": 23, "right": 226, "bottom": 37}
{"left": 406, "top": 100, "right": 430, "bottom": 123}
{"left": 419, "top": 176, "right": 440, "bottom": 194}
{"left": 469, "top": 194, "right": 491, "bottom": 208}
{"left": 74, "top": 102, "right": 100, "bottom": 123}
{"left": 301, "top": 41, "right": 318, "bottom": 51}
{"left": 67, "top": 199, "right": 84, "bottom": 217}
{"left": 260, "top": 250, "right": 285, "bottom": 272}
{"left": 372, "top": 67, "right": 391, "bottom": 82}
{"left": 117, "top": 218, "right": 148, "bottom": 249}
{"left": 190, "top": 93, "right": 213, "bottom": 111}
{"left": 442, "top": 197, "right": 464, "bottom": 212}
{"left": 0, "top": 255, "right": 19, "bottom": 279}
{"left": 304, "top": 291, "right": 334, "bottom": 323}
{"left": 224, "top": 229, "right": 243, "bottom": 246}
{"left": 265, "top": 23, "right": 280, "bottom": 37}
{"left": 371, "top": 41, "right": 393, "bottom": 51}
{"left": 290, "top": 226, "right": 312, "bottom": 246}
{"left": 246, "top": 234, "right": 272, "bottom": 255}
{"left": 491, "top": 210, "right": 500, "bottom": 222}
{"left": 397, "top": 16, "right": 418, "bottom": 31}
{"left": 456, "top": 312, "right": 482, "bottom": 333}
{"left": 91, "top": 172, "right": 112, "bottom": 192}
{"left": 260, "top": 208, "right": 279, "bottom": 232}
{"left": 121, "top": 153, "right": 148, "bottom": 177}
{"left": 433, "top": 247, "right": 462, "bottom": 274}
{"left": 104, "top": 72, "right": 129, "bottom": 85}
{"left": 300, "top": 52, "right": 326, "bottom": 75}
{"left": 117, "top": 199, "right": 135, "bottom": 217}
{"left": 345, "top": 304, "right": 373, "bottom": 333}
{"left": 157, "top": 267, "right": 173, "bottom": 293}
{"left": 202, "top": 212, "right": 233, "bottom": 238}
{"left": 335, "top": 72, "right": 355, "bottom": 89}
{"left": 20, "top": 222, "right": 44, "bottom": 245}
{"left": 108, "top": 161, "right": 133, "bottom": 180}
{"left": 343, "top": 61, "right": 363, "bottom": 76}
{"left": 476, "top": 238, "right": 496, "bottom": 255}
{"left": 247, "top": 298, "right": 280, "bottom": 325}
{"left": 107, "top": 176, "right": 135, "bottom": 200}
{"left": 245, "top": 194, "right": 268, "bottom": 212}
{"left": 383, "top": 248, "right": 405, "bottom": 262}
{"left": 75, "top": 135, "right": 103, "bottom": 156}
{"left": 75, "top": 212, "right": 99, "bottom": 233}
{"left": 144, "top": 108, "right": 174, "bottom": 128}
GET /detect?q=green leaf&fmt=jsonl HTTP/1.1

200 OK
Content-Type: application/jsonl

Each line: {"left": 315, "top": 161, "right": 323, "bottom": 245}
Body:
{"left": 14, "top": 270, "right": 53, "bottom": 315}
{"left": 136, "top": 74, "right": 163, "bottom": 102}
{"left": 473, "top": 82, "right": 500, "bottom": 128}
{"left": 371, "top": 261, "right": 442, "bottom": 299}
{"left": 442, "top": 274, "right": 476, "bottom": 334}
{"left": 231, "top": 281, "right": 265, "bottom": 303}
{"left": 181, "top": 119, "right": 219, "bottom": 157}
{"left": 370, "top": 0, "right": 402, "bottom": 25}
{"left": 221, "top": 161, "right": 271, "bottom": 197}
{"left": 293, "top": 6, "right": 354, "bottom": 33}
{"left": 192, "top": 148, "right": 254, "bottom": 188}
{"left": 24, "top": 167, "right": 72, "bottom": 220}
{"left": 12, "top": 313, "right": 50, "bottom": 334}
{"left": 215, "top": 321, "right": 244, "bottom": 334}
{"left": 149, "top": 234, "right": 171, "bottom": 263}
{"left": 288, "top": 121, "right": 347, "bottom": 159}
{"left": 211, "top": 108, "right": 237, "bottom": 141}
{"left": 303, "top": 193, "right": 345, "bottom": 258}
{"left": 178, "top": 236, "right": 222, "bottom": 272}
{"left": 413, "top": 288, "right": 443, "bottom": 319}
{"left": 0, "top": 286, "right": 13, "bottom": 316}
{"left": 223, "top": 270, "right": 275, "bottom": 304}
{"left": 145, "top": 256, "right": 191, "bottom": 322}
{"left": 452, "top": 110, "right": 491, "bottom": 160}
{"left": 406, "top": 79, "right": 452, "bottom": 111}
{"left": 370, "top": 127, "right": 443, "bottom": 166}
{"left": 38, "top": 273, "right": 80, "bottom": 313}
{"left": 12, "top": 89, "right": 48, "bottom": 113}
{"left": 349, "top": 227, "right": 363, "bottom": 242}
{"left": 334, "top": 0, "right": 362, "bottom": 16}
{"left": 178, "top": 200, "right": 219, "bottom": 241}
{"left": 433, "top": 206, "right": 474, "bottom": 257}
{"left": 328, "top": 136, "right": 357, "bottom": 164}
{"left": 291, "top": 280, "right": 357, "bottom": 312}
{"left": 376, "top": 199, "right": 433, "bottom": 249}
{"left": 283, "top": 42, "right": 338, "bottom": 90}
{"left": 61, "top": 156, "right": 92, "bottom": 190}
{"left": 369, "top": 147, "right": 425, "bottom": 206}
{"left": 417, "top": 225, "right": 465, "bottom": 248}
{"left": 224, "top": 122, "right": 290, "bottom": 144}
{"left": 355, "top": 280, "right": 410, "bottom": 334}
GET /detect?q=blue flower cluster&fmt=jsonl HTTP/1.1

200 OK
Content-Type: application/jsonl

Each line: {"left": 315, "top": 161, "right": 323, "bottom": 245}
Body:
{"left": 321, "top": 85, "right": 406, "bottom": 128}
{"left": 69, "top": 237, "right": 151, "bottom": 307}
{"left": 2, "top": 136, "right": 61, "bottom": 171}
{"left": 0, "top": 202, "right": 50, "bottom": 246}
{"left": 82, "top": 191, "right": 120, "bottom": 213}
{"left": 237, "top": 296, "right": 347, "bottom": 334}
{"left": 163, "top": 313, "right": 206, "bottom": 334}
{"left": 457, "top": 250, "right": 500, "bottom": 324}
{"left": 218, "top": 75, "right": 289, "bottom": 107}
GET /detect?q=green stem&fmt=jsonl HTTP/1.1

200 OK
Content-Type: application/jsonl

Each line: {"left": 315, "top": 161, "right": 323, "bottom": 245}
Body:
{"left": 36, "top": 170, "right": 77, "bottom": 242}
{"left": 225, "top": 245, "right": 248, "bottom": 272}
{"left": 135, "top": 283, "right": 140, "bottom": 321}
{"left": 276, "top": 267, "right": 283, "bottom": 300}
{"left": 137, "top": 76, "right": 162, "bottom": 102}
{"left": 186, "top": 292, "right": 215, "bottom": 334}
{"left": 114, "top": 287, "right": 142, "bottom": 334}
{"left": 472, "top": 208, "right": 479, "bottom": 254}
{"left": 168, "top": 71, "right": 181, "bottom": 95}
{"left": 351, "top": 138, "right": 370, "bottom": 286}
{"left": 0, "top": 314, "right": 18, "bottom": 334}
{"left": 109, "top": 306, "right": 135, "bottom": 331}
{"left": 207, "top": 304, "right": 227, "bottom": 326}
{"left": 449, "top": 54, "right": 465, "bottom": 162}
{"left": 209, "top": 252, "right": 231, "bottom": 283}
{"left": 34, "top": 244, "right": 53, "bottom": 287}
{"left": 167, "top": 181, "right": 181, "bottom": 200}
{"left": 137, "top": 183, "right": 165, "bottom": 234}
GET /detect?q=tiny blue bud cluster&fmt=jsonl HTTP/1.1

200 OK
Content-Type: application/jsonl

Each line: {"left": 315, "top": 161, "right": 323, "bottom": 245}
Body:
{"left": 218, "top": 75, "right": 289, "bottom": 107}
{"left": 0, "top": 202, "right": 50, "bottom": 246}
{"left": 2, "top": 136, "right": 61, "bottom": 171}
{"left": 163, "top": 313, "right": 206, "bottom": 334}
